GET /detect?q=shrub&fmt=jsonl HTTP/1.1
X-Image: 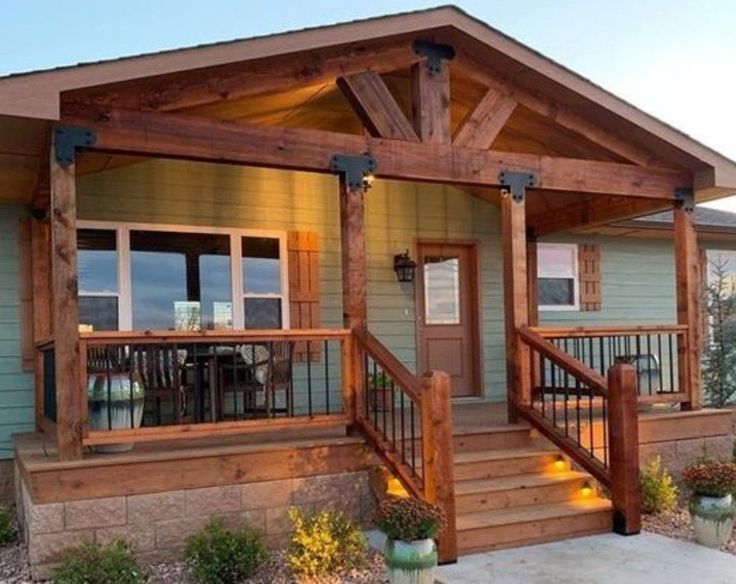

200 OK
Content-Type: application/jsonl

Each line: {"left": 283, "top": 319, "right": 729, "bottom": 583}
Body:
{"left": 375, "top": 497, "right": 447, "bottom": 541}
{"left": 54, "top": 540, "right": 145, "bottom": 584}
{"left": 184, "top": 518, "right": 267, "bottom": 584}
{"left": 683, "top": 461, "right": 736, "bottom": 498}
{"left": 0, "top": 505, "right": 15, "bottom": 546}
{"left": 288, "top": 507, "right": 368, "bottom": 578}
{"left": 640, "top": 457, "right": 678, "bottom": 514}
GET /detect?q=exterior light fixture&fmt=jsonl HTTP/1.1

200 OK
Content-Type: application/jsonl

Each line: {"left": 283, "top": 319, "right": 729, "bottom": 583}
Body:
{"left": 580, "top": 482, "right": 593, "bottom": 498}
{"left": 363, "top": 173, "right": 376, "bottom": 191}
{"left": 393, "top": 250, "right": 417, "bottom": 283}
{"left": 553, "top": 455, "right": 567, "bottom": 472}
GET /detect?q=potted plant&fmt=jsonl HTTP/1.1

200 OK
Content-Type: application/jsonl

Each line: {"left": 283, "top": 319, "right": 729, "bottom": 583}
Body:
{"left": 375, "top": 497, "right": 447, "bottom": 584}
{"left": 683, "top": 460, "right": 736, "bottom": 548}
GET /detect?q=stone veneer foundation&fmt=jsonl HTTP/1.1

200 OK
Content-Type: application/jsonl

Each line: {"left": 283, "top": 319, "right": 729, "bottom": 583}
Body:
{"left": 15, "top": 468, "right": 375, "bottom": 581}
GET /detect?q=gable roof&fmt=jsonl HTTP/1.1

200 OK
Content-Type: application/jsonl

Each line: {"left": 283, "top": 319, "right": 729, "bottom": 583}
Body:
{"left": 0, "top": 5, "right": 735, "bottom": 202}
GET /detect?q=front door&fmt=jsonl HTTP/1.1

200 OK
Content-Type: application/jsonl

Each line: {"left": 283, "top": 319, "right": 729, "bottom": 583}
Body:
{"left": 416, "top": 242, "right": 479, "bottom": 397}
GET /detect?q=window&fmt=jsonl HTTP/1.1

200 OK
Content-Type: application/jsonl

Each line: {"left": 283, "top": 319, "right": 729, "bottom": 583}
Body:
{"left": 130, "top": 231, "right": 231, "bottom": 331}
{"left": 76, "top": 223, "right": 288, "bottom": 331}
{"left": 78, "top": 229, "right": 119, "bottom": 331}
{"left": 538, "top": 243, "right": 579, "bottom": 311}
{"left": 423, "top": 256, "right": 460, "bottom": 325}
{"left": 242, "top": 237, "right": 283, "bottom": 329}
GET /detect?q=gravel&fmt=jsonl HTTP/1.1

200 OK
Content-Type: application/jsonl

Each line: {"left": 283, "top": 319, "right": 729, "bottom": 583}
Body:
{"left": 643, "top": 507, "right": 736, "bottom": 555}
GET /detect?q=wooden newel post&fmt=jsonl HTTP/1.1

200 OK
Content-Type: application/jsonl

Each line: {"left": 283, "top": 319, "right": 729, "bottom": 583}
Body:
{"left": 607, "top": 363, "right": 641, "bottom": 535}
{"left": 420, "top": 371, "right": 457, "bottom": 564}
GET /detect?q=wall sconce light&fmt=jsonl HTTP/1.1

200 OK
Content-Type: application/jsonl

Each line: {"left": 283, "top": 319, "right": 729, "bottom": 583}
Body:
{"left": 393, "top": 250, "right": 417, "bottom": 283}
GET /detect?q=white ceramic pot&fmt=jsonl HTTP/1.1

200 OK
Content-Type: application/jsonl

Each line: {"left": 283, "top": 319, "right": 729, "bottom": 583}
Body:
{"left": 384, "top": 538, "right": 437, "bottom": 584}
{"left": 88, "top": 373, "right": 145, "bottom": 453}
{"left": 690, "top": 493, "right": 735, "bottom": 548}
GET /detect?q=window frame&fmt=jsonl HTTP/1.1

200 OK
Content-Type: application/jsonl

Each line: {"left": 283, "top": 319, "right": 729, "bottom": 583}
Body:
{"left": 538, "top": 242, "right": 580, "bottom": 312}
{"left": 77, "top": 220, "right": 290, "bottom": 331}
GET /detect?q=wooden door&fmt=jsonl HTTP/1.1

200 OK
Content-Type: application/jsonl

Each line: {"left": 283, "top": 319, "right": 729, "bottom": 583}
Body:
{"left": 416, "top": 242, "right": 479, "bottom": 397}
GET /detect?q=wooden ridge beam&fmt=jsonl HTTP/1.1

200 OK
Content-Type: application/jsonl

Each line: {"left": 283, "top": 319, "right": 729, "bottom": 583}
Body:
{"left": 336, "top": 71, "right": 418, "bottom": 141}
{"left": 67, "top": 41, "right": 422, "bottom": 113}
{"left": 453, "top": 88, "right": 517, "bottom": 149}
{"left": 528, "top": 196, "right": 668, "bottom": 236}
{"left": 61, "top": 105, "right": 691, "bottom": 199}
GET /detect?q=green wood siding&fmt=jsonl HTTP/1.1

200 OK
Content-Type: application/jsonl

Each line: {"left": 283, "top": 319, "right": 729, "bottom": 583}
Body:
{"left": 0, "top": 205, "right": 34, "bottom": 458}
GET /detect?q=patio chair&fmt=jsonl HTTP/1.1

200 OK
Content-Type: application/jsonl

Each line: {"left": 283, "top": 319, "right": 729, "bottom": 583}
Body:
{"left": 132, "top": 346, "right": 193, "bottom": 425}
{"left": 217, "top": 341, "right": 294, "bottom": 419}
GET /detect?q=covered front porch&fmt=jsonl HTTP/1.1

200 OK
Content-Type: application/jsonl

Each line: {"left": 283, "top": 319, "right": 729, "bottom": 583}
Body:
{"left": 6, "top": 14, "right": 732, "bottom": 574}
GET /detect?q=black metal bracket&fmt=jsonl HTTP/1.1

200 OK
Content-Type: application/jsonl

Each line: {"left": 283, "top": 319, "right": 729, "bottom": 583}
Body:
{"left": 674, "top": 187, "right": 695, "bottom": 212}
{"left": 330, "top": 154, "right": 377, "bottom": 191}
{"left": 412, "top": 40, "right": 455, "bottom": 75}
{"left": 499, "top": 171, "right": 536, "bottom": 203}
{"left": 54, "top": 126, "right": 96, "bottom": 168}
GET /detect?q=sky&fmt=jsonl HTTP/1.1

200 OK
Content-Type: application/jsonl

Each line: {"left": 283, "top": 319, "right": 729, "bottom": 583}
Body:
{"left": 2, "top": 1, "right": 735, "bottom": 208}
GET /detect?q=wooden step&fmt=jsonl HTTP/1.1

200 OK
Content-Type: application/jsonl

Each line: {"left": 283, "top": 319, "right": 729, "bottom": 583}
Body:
{"left": 457, "top": 498, "right": 612, "bottom": 555}
{"left": 454, "top": 471, "right": 591, "bottom": 514}
{"left": 452, "top": 425, "right": 535, "bottom": 452}
{"left": 453, "top": 448, "right": 560, "bottom": 481}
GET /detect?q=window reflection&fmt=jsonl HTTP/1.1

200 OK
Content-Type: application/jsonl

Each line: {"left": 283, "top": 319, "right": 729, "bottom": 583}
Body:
{"left": 78, "top": 229, "right": 119, "bottom": 331}
{"left": 424, "top": 256, "right": 460, "bottom": 325}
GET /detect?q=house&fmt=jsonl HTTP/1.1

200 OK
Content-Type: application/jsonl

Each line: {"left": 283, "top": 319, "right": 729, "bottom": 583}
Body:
{"left": 0, "top": 5, "right": 735, "bottom": 578}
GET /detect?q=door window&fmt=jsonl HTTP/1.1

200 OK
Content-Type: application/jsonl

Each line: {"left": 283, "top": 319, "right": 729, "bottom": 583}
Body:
{"left": 423, "top": 256, "right": 461, "bottom": 325}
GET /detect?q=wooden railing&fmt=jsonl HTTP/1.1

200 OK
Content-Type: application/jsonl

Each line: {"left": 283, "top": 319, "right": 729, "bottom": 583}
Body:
{"left": 517, "top": 326, "right": 641, "bottom": 535}
{"left": 38, "top": 329, "right": 353, "bottom": 446}
{"left": 532, "top": 324, "right": 689, "bottom": 405}
{"left": 353, "top": 330, "right": 457, "bottom": 563}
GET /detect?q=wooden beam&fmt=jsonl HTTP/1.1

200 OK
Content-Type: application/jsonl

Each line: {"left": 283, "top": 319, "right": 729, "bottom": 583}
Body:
{"left": 68, "top": 41, "right": 422, "bottom": 112}
{"left": 336, "top": 71, "right": 418, "bottom": 141}
{"left": 452, "top": 53, "right": 662, "bottom": 167}
{"left": 674, "top": 198, "right": 702, "bottom": 410}
{"left": 49, "top": 138, "right": 84, "bottom": 461}
{"left": 501, "top": 192, "right": 531, "bottom": 422}
{"left": 529, "top": 196, "right": 667, "bottom": 236}
{"left": 62, "top": 106, "right": 691, "bottom": 199}
{"left": 411, "top": 61, "right": 451, "bottom": 143}
{"left": 453, "top": 89, "right": 517, "bottom": 149}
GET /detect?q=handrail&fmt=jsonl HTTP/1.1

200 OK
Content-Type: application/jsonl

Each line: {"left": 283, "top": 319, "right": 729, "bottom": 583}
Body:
{"left": 81, "top": 328, "right": 351, "bottom": 344}
{"left": 531, "top": 324, "right": 687, "bottom": 338}
{"left": 516, "top": 326, "right": 641, "bottom": 534}
{"left": 353, "top": 330, "right": 421, "bottom": 402}
{"left": 352, "top": 329, "right": 457, "bottom": 563}
{"left": 518, "top": 326, "right": 607, "bottom": 395}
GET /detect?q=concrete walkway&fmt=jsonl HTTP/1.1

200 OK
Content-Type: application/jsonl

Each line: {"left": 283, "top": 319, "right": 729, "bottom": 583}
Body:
{"left": 435, "top": 533, "right": 736, "bottom": 584}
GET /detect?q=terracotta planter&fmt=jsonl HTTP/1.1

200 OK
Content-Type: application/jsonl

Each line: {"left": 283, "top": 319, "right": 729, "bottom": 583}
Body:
{"left": 384, "top": 538, "right": 437, "bottom": 584}
{"left": 690, "top": 493, "right": 736, "bottom": 548}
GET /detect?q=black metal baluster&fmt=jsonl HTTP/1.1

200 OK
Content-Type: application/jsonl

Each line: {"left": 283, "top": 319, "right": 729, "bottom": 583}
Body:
{"left": 381, "top": 368, "right": 387, "bottom": 439}
{"left": 324, "top": 340, "right": 330, "bottom": 415}
{"left": 588, "top": 382, "right": 594, "bottom": 459}
{"left": 669, "top": 333, "right": 675, "bottom": 392}
{"left": 391, "top": 380, "right": 396, "bottom": 450}
{"left": 105, "top": 346, "right": 113, "bottom": 431}
{"left": 410, "top": 399, "right": 416, "bottom": 474}
{"left": 657, "top": 333, "right": 664, "bottom": 393}
{"left": 400, "top": 391, "right": 406, "bottom": 464}
{"left": 306, "top": 341, "right": 312, "bottom": 417}
{"left": 128, "top": 344, "right": 135, "bottom": 429}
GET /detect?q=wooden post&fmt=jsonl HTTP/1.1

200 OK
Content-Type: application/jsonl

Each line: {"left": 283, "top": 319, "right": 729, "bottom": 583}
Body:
{"left": 340, "top": 336, "right": 356, "bottom": 422}
{"left": 673, "top": 194, "right": 702, "bottom": 410}
{"left": 338, "top": 164, "right": 371, "bottom": 423}
{"left": 50, "top": 139, "right": 84, "bottom": 461}
{"left": 607, "top": 363, "right": 641, "bottom": 535}
{"left": 420, "top": 371, "right": 457, "bottom": 564}
{"left": 501, "top": 191, "right": 531, "bottom": 422}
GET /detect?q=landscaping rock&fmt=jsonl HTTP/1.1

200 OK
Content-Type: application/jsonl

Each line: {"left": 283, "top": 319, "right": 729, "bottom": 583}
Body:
{"left": 643, "top": 506, "right": 736, "bottom": 555}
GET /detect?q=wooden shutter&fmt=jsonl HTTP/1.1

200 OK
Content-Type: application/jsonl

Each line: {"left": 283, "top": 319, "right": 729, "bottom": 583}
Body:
{"left": 288, "top": 231, "right": 321, "bottom": 361}
{"left": 578, "top": 244, "right": 602, "bottom": 312}
{"left": 17, "top": 218, "right": 34, "bottom": 372}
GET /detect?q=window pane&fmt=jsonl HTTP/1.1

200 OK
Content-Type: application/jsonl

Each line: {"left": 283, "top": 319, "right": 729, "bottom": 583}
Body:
{"left": 424, "top": 256, "right": 460, "bottom": 325}
{"left": 78, "top": 229, "right": 117, "bottom": 294}
{"left": 242, "top": 237, "right": 281, "bottom": 294}
{"left": 538, "top": 245, "right": 576, "bottom": 278}
{"left": 244, "top": 298, "right": 282, "bottom": 329}
{"left": 131, "top": 231, "right": 231, "bottom": 330}
{"left": 539, "top": 278, "right": 575, "bottom": 306}
{"left": 79, "top": 296, "right": 119, "bottom": 331}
